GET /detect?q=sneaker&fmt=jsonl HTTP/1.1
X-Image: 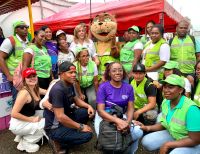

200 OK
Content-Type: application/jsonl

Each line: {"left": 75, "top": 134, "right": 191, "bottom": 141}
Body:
{"left": 17, "top": 139, "right": 39, "bottom": 153}
{"left": 14, "top": 135, "right": 21, "bottom": 142}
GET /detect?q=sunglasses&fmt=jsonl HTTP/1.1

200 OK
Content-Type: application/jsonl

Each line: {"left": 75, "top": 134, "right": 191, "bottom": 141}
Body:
{"left": 16, "top": 25, "right": 29, "bottom": 29}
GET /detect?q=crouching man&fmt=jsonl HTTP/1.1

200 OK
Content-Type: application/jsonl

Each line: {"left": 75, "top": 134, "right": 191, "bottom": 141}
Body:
{"left": 44, "top": 61, "right": 94, "bottom": 153}
{"left": 130, "top": 63, "right": 158, "bottom": 125}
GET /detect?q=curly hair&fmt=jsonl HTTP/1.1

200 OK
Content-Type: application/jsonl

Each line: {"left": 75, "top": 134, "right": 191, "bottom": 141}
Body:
{"left": 104, "top": 62, "right": 127, "bottom": 81}
{"left": 73, "top": 23, "right": 89, "bottom": 44}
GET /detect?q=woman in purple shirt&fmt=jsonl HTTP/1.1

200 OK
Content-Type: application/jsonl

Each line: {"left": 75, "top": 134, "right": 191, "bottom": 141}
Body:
{"left": 40, "top": 26, "right": 58, "bottom": 79}
{"left": 94, "top": 62, "right": 143, "bottom": 153}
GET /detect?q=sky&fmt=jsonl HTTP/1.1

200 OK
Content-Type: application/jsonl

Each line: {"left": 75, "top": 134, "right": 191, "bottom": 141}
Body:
{"left": 70, "top": 0, "right": 200, "bottom": 30}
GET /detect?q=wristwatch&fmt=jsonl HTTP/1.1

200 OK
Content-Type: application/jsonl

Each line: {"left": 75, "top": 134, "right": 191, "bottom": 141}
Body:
{"left": 78, "top": 123, "right": 84, "bottom": 131}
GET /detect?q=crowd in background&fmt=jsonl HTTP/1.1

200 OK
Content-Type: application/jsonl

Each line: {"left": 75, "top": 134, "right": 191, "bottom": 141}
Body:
{"left": 0, "top": 18, "right": 199, "bottom": 154}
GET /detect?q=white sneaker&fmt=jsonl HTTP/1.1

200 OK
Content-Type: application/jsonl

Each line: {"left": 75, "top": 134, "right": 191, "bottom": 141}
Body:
{"left": 17, "top": 139, "right": 39, "bottom": 153}
{"left": 14, "top": 135, "right": 21, "bottom": 142}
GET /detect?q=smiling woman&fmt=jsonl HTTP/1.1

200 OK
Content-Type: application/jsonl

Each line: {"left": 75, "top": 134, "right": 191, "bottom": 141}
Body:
{"left": 140, "top": 74, "right": 200, "bottom": 154}
{"left": 22, "top": 29, "right": 52, "bottom": 93}
{"left": 94, "top": 62, "right": 143, "bottom": 153}
{"left": 9, "top": 68, "right": 46, "bottom": 153}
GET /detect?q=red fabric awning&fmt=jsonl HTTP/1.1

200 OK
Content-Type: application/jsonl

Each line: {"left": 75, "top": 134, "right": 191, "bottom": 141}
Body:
{"left": 34, "top": 0, "right": 184, "bottom": 35}
{"left": 0, "top": 0, "right": 39, "bottom": 15}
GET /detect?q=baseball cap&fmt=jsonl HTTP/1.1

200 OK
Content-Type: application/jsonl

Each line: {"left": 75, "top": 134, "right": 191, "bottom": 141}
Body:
{"left": 13, "top": 21, "right": 28, "bottom": 35}
{"left": 104, "top": 60, "right": 114, "bottom": 67}
{"left": 59, "top": 61, "right": 76, "bottom": 74}
{"left": 132, "top": 63, "right": 146, "bottom": 72}
{"left": 22, "top": 68, "right": 37, "bottom": 78}
{"left": 163, "top": 61, "right": 179, "bottom": 69}
{"left": 128, "top": 26, "right": 140, "bottom": 33}
{"left": 161, "top": 74, "right": 185, "bottom": 88}
{"left": 56, "top": 30, "right": 66, "bottom": 37}
{"left": 76, "top": 46, "right": 88, "bottom": 54}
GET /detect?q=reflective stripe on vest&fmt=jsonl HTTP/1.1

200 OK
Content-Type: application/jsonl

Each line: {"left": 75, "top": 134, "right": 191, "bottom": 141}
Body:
{"left": 6, "top": 36, "right": 28, "bottom": 75}
{"left": 131, "top": 77, "right": 149, "bottom": 109}
{"left": 144, "top": 38, "right": 166, "bottom": 67}
{"left": 74, "top": 60, "right": 95, "bottom": 88}
{"left": 29, "top": 45, "right": 51, "bottom": 78}
{"left": 160, "top": 96, "right": 197, "bottom": 140}
{"left": 170, "top": 35, "right": 196, "bottom": 74}
{"left": 120, "top": 39, "right": 139, "bottom": 73}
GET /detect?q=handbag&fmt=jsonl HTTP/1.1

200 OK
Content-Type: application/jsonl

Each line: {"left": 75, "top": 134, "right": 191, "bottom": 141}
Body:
{"left": 97, "top": 103, "right": 133, "bottom": 152}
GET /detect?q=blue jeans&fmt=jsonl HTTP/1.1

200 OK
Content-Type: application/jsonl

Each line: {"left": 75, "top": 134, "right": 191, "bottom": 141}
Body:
{"left": 47, "top": 108, "right": 92, "bottom": 147}
{"left": 10, "top": 82, "right": 18, "bottom": 105}
{"left": 142, "top": 130, "right": 200, "bottom": 154}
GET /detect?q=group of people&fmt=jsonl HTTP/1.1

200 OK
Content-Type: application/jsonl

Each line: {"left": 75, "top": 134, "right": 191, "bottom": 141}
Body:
{"left": 0, "top": 18, "right": 199, "bottom": 154}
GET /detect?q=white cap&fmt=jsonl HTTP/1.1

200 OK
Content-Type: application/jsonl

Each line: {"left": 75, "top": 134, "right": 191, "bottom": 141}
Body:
{"left": 56, "top": 30, "right": 66, "bottom": 37}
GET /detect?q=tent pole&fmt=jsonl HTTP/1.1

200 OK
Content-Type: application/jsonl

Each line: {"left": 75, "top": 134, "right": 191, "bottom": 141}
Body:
{"left": 27, "top": 0, "right": 34, "bottom": 38}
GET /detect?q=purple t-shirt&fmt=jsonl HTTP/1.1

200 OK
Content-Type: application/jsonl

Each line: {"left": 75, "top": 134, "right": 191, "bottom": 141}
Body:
{"left": 97, "top": 81, "right": 134, "bottom": 111}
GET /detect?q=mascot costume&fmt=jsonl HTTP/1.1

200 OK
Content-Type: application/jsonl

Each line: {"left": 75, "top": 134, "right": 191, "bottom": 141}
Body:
{"left": 90, "top": 13, "right": 119, "bottom": 80}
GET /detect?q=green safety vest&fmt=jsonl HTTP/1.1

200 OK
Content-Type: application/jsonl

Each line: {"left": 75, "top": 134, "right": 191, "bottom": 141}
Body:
{"left": 131, "top": 77, "right": 151, "bottom": 109}
{"left": 95, "top": 43, "right": 118, "bottom": 80}
{"left": 120, "top": 39, "right": 139, "bottom": 73}
{"left": 160, "top": 96, "right": 197, "bottom": 140}
{"left": 6, "top": 36, "right": 27, "bottom": 75}
{"left": 144, "top": 38, "right": 166, "bottom": 79}
{"left": 74, "top": 60, "right": 95, "bottom": 88}
{"left": 145, "top": 38, "right": 166, "bottom": 67}
{"left": 194, "top": 80, "right": 200, "bottom": 107}
{"left": 29, "top": 45, "right": 51, "bottom": 78}
{"left": 170, "top": 35, "right": 196, "bottom": 74}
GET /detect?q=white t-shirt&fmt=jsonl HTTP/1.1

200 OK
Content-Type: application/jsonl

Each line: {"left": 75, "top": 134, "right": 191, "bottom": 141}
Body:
{"left": 24, "top": 46, "right": 47, "bottom": 55}
{"left": 69, "top": 39, "right": 97, "bottom": 58}
{"left": 0, "top": 35, "right": 29, "bottom": 54}
{"left": 142, "top": 42, "right": 170, "bottom": 64}
{"left": 184, "top": 77, "right": 191, "bottom": 93}
{"left": 79, "top": 63, "right": 98, "bottom": 76}
{"left": 132, "top": 41, "right": 143, "bottom": 50}
{"left": 58, "top": 51, "right": 75, "bottom": 65}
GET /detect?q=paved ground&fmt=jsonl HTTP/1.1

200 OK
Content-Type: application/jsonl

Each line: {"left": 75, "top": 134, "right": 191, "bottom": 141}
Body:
{"left": 0, "top": 129, "right": 158, "bottom": 154}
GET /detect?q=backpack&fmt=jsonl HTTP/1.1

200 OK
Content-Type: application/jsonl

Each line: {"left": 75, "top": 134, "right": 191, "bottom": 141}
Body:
{"left": 169, "top": 35, "right": 196, "bottom": 50}
{"left": 96, "top": 103, "right": 133, "bottom": 152}
{"left": 13, "top": 62, "right": 23, "bottom": 91}
{"left": 6, "top": 36, "right": 23, "bottom": 90}
{"left": 7, "top": 37, "right": 33, "bottom": 90}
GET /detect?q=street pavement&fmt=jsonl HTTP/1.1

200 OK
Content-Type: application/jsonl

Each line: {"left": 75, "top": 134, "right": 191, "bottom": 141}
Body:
{"left": 0, "top": 129, "right": 157, "bottom": 154}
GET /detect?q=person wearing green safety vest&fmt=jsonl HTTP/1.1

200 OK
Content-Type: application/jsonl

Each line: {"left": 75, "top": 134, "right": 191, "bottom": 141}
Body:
{"left": 23, "top": 29, "right": 52, "bottom": 92}
{"left": 120, "top": 25, "right": 143, "bottom": 75}
{"left": 0, "top": 20, "right": 30, "bottom": 102}
{"left": 136, "top": 74, "right": 200, "bottom": 154}
{"left": 142, "top": 24, "right": 170, "bottom": 81}
{"left": 163, "top": 61, "right": 191, "bottom": 98}
{"left": 130, "top": 63, "right": 158, "bottom": 125}
{"left": 170, "top": 20, "right": 200, "bottom": 76}
{"left": 193, "top": 61, "right": 200, "bottom": 107}
{"left": 74, "top": 47, "right": 99, "bottom": 109}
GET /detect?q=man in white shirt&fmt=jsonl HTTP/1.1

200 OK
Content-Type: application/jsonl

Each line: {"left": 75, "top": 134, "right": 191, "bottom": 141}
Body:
{"left": 0, "top": 21, "right": 29, "bottom": 102}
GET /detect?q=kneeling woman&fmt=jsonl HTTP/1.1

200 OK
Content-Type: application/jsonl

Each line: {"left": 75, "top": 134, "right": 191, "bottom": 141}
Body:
{"left": 9, "top": 68, "right": 46, "bottom": 153}
{"left": 141, "top": 74, "right": 200, "bottom": 154}
{"left": 74, "top": 47, "right": 98, "bottom": 109}
{"left": 94, "top": 62, "right": 143, "bottom": 153}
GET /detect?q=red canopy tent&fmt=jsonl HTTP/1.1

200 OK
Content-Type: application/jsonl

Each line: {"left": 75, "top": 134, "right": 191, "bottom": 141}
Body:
{"left": 34, "top": 0, "right": 184, "bottom": 35}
